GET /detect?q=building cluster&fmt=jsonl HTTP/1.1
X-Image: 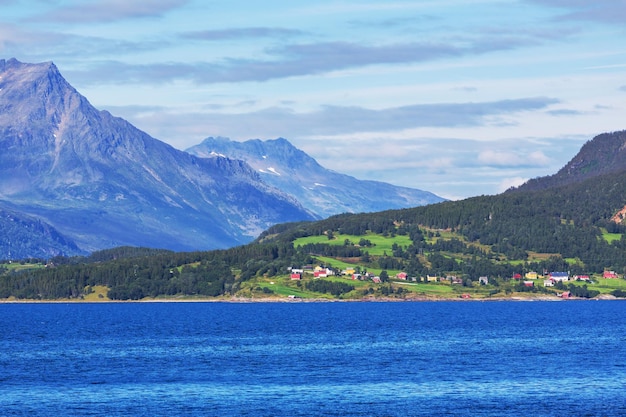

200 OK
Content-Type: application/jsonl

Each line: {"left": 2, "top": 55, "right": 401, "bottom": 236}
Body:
{"left": 288, "top": 266, "right": 621, "bottom": 287}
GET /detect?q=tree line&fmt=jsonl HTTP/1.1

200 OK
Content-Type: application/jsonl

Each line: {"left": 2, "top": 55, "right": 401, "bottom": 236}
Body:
{"left": 3, "top": 167, "right": 626, "bottom": 299}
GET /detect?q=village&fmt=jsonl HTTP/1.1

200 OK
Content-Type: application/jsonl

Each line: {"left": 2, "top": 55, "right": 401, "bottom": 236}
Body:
{"left": 287, "top": 265, "right": 623, "bottom": 298}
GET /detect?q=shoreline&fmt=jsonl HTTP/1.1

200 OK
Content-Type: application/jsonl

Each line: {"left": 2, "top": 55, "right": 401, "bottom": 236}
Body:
{"left": 0, "top": 294, "right": 619, "bottom": 304}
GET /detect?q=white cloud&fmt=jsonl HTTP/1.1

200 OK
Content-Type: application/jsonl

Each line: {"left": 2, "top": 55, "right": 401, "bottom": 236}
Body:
{"left": 28, "top": 0, "right": 189, "bottom": 23}
{"left": 497, "top": 177, "right": 528, "bottom": 193}
{"left": 477, "top": 149, "right": 550, "bottom": 167}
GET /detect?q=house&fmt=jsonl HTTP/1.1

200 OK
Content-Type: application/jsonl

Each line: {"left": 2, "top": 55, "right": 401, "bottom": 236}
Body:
{"left": 512, "top": 273, "right": 522, "bottom": 280}
{"left": 549, "top": 272, "right": 569, "bottom": 282}
{"left": 352, "top": 273, "right": 362, "bottom": 280}
{"left": 449, "top": 276, "right": 463, "bottom": 285}
{"left": 426, "top": 275, "right": 438, "bottom": 282}
{"left": 575, "top": 275, "right": 590, "bottom": 281}
{"left": 314, "top": 267, "right": 335, "bottom": 278}
{"left": 525, "top": 271, "right": 538, "bottom": 280}
{"left": 559, "top": 291, "right": 571, "bottom": 299}
{"left": 396, "top": 272, "right": 408, "bottom": 280}
{"left": 372, "top": 276, "right": 382, "bottom": 284}
{"left": 523, "top": 281, "right": 534, "bottom": 287}
{"left": 603, "top": 271, "right": 619, "bottom": 279}
{"left": 290, "top": 273, "right": 302, "bottom": 280}
{"left": 343, "top": 267, "right": 356, "bottom": 276}
{"left": 461, "top": 293, "right": 471, "bottom": 299}
{"left": 478, "top": 276, "right": 489, "bottom": 285}
{"left": 544, "top": 279, "right": 555, "bottom": 287}
{"left": 290, "top": 268, "right": 304, "bottom": 275}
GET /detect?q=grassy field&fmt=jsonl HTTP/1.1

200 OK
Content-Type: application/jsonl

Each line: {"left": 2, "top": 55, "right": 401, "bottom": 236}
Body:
{"left": 312, "top": 255, "right": 403, "bottom": 277}
{"left": 1, "top": 262, "right": 46, "bottom": 272}
{"left": 83, "top": 285, "right": 110, "bottom": 301}
{"left": 570, "top": 277, "right": 626, "bottom": 294}
{"left": 293, "top": 233, "right": 412, "bottom": 256}
{"left": 600, "top": 228, "right": 623, "bottom": 244}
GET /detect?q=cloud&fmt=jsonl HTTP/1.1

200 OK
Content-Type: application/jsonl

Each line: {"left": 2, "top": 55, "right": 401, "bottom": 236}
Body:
{"left": 349, "top": 15, "right": 440, "bottom": 29}
{"left": 547, "top": 109, "right": 585, "bottom": 116}
{"left": 524, "top": 0, "right": 626, "bottom": 25}
{"left": 181, "top": 27, "right": 305, "bottom": 41}
{"left": 28, "top": 0, "right": 189, "bottom": 23}
{"left": 303, "top": 135, "right": 579, "bottom": 199}
{"left": 497, "top": 177, "right": 528, "bottom": 193}
{"left": 0, "top": 26, "right": 169, "bottom": 62}
{"left": 66, "top": 31, "right": 549, "bottom": 85}
{"left": 453, "top": 86, "right": 478, "bottom": 92}
{"left": 477, "top": 150, "right": 550, "bottom": 167}
{"left": 117, "top": 97, "right": 559, "bottom": 143}
{"left": 620, "top": 86, "right": 626, "bottom": 92}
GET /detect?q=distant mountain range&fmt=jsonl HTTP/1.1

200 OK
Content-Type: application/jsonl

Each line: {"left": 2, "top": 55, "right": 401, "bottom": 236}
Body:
{"left": 0, "top": 58, "right": 443, "bottom": 259}
{"left": 186, "top": 137, "right": 445, "bottom": 219}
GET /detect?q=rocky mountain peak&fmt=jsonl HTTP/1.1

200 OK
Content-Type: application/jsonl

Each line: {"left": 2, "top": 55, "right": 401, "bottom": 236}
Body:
{"left": 0, "top": 59, "right": 314, "bottom": 256}
{"left": 187, "top": 137, "right": 445, "bottom": 218}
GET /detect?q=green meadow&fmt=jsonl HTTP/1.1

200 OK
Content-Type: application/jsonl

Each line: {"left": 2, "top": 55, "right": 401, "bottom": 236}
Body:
{"left": 601, "top": 229, "right": 623, "bottom": 244}
{"left": 293, "top": 232, "right": 413, "bottom": 256}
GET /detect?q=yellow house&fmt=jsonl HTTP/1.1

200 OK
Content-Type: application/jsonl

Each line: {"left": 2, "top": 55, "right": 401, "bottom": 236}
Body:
{"left": 525, "top": 271, "right": 538, "bottom": 279}
{"left": 344, "top": 267, "right": 356, "bottom": 275}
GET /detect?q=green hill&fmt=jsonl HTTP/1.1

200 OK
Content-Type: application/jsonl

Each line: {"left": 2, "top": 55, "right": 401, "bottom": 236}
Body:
{"left": 3, "top": 131, "right": 626, "bottom": 301}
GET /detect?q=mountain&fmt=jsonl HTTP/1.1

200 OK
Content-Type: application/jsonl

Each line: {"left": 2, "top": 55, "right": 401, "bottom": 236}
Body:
{"left": 0, "top": 205, "right": 83, "bottom": 259}
{"left": 0, "top": 58, "right": 314, "bottom": 258}
{"left": 6, "top": 129, "right": 626, "bottom": 301}
{"left": 512, "top": 130, "right": 626, "bottom": 192}
{"left": 186, "top": 137, "right": 445, "bottom": 218}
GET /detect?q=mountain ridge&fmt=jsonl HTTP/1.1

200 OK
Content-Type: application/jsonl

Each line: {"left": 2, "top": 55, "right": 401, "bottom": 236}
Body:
{"left": 511, "top": 130, "right": 626, "bottom": 192}
{"left": 0, "top": 58, "right": 314, "bottom": 258}
{"left": 186, "top": 136, "right": 445, "bottom": 218}
{"left": 6, "top": 129, "right": 626, "bottom": 301}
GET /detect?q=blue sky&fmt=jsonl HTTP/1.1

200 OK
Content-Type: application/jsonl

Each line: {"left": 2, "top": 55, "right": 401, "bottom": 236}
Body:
{"left": 1, "top": 0, "right": 625, "bottom": 199}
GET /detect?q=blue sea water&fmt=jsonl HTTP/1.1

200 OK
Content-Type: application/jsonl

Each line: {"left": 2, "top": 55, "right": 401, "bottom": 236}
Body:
{"left": 1, "top": 301, "right": 625, "bottom": 416}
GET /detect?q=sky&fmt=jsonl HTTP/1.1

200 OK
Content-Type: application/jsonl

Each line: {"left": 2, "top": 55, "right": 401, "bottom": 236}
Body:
{"left": 1, "top": 0, "right": 625, "bottom": 200}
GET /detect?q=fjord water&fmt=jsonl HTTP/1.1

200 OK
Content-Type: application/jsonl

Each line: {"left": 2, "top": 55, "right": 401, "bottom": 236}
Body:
{"left": 1, "top": 301, "right": 625, "bottom": 416}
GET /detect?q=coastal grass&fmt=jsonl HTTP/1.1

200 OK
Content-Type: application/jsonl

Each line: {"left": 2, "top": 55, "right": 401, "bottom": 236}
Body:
{"left": 83, "top": 285, "right": 110, "bottom": 301}
{"left": 252, "top": 276, "right": 332, "bottom": 299}
{"left": 571, "top": 277, "right": 626, "bottom": 294}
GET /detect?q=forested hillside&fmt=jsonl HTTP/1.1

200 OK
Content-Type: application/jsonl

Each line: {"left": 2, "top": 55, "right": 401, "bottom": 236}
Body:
{"left": 3, "top": 164, "right": 626, "bottom": 301}
{"left": 5, "top": 129, "right": 626, "bottom": 302}
{"left": 516, "top": 130, "right": 626, "bottom": 191}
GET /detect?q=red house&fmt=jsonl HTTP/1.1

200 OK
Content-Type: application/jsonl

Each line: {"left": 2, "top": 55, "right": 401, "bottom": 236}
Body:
{"left": 603, "top": 271, "right": 619, "bottom": 279}
{"left": 290, "top": 273, "right": 302, "bottom": 280}
{"left": 512, "top": 273, "right": 522, "bottom": 280}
